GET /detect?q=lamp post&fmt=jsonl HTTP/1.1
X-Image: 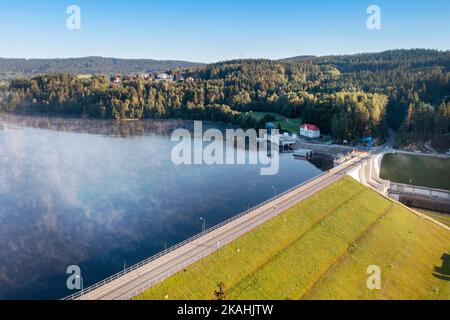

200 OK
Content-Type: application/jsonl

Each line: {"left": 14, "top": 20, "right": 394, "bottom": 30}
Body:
{"left": 271, "top": 185, "right": 277, "bottom": 197}
{"left": 200, "top": 217, "right": 206, "bottom": 256}
{"left": 200, "top": 217, "right": 206, "bottom": 234}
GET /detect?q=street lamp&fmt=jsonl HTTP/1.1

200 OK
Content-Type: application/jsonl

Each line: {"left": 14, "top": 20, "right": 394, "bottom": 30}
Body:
{"left": 200, "top": 217, "right": 206, "bottom": 234}
{"left": 200, "top": 217, "right": 207, "bottom": 256}
{"left": 271, "top": 185, "right": 277, "bottom": 197}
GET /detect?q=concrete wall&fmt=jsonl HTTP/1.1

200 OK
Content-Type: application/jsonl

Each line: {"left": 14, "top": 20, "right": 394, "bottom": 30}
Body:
{"left": 389, "top": 183, "right": 450, "bottom": 213}
{"left": 397, "top": 194, "right": 450, "bottom": 213}
{"left": 347, "top": 153, "right": 390, "bottom": 194}
{"left": 389, "top": 183, "right": 450, "bottom": 200}
{"left": 347, "top": 152, "right": 450, "bottom": 229}
{"left": 348, "top": 152, "right": 450, "bottom": 211}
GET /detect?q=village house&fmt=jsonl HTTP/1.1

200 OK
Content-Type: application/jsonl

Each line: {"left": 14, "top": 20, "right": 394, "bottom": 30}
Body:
{"left": 156, "top": 73, "right": 173, "bottom": 81}
{"left": 112, "top": 75, "right": 121, "bottom": 84}
{"left": 138, "top": 73, "right": 152, "bottom": 80}
{"left": 174, "top": 72, "right": 185, "bottom": 81}
{"left": 300, "top": 124, "right": 321, "bottom": 139}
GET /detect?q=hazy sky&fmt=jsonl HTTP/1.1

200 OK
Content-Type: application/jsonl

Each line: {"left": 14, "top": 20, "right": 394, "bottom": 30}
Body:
{"left": 0, "top": 0, "right": 449, "bottom": 62}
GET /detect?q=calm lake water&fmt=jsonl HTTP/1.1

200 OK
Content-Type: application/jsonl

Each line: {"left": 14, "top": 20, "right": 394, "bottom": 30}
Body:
{"left": 0, "top": 115, "right": 332, "bottom": 299}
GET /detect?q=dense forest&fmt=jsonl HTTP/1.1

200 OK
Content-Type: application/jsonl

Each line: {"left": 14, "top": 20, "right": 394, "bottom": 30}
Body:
{"left": 1, "top": 49, "right": 449, "bottom": 145}
{"left": 0, "top": 57, "right": 204, "bottom": 79}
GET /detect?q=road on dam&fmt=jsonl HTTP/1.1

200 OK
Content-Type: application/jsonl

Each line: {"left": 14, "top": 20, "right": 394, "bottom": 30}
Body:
{"left": 67, "top": 154, "right": 371, "bottom": 300}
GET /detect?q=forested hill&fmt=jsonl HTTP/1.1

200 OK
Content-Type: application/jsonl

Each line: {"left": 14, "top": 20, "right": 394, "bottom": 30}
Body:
{"left": 284, "top": 49, "right": 450, "bottom": 70}
{"left": 0, "top": 57, "right": 204, "bottom": 79}
{"left": 1, "top": 49, "right": 449, "bottom": 146}
{"left": 321, "top": 50, "right": 450, "bottom": 73}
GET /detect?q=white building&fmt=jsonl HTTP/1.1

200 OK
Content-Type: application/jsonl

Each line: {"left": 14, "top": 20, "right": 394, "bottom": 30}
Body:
{"left": 156, "top": 73, "right": 173, "bottom": 81}
{"left": 300, "top": 124, "right": 320, "bottom": 139}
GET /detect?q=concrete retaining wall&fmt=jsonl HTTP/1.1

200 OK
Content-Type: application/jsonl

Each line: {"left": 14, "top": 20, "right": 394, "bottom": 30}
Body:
{"left": 347, "top": 153, "right": 390, "bottom": 194}
{"left": 389, "top": 183, "right": 450, "bottom": 200}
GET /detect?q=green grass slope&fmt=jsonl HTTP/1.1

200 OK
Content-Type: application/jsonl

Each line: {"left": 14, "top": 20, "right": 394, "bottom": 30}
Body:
{"left": 416, "top": 209, "right": 450, "bottom": 228}
{"left": 248, "top": 111, "right": 302, "bottom": 134}
{"left": 136, "top": 177, "right": 450, "bottom": 300}
{"left": 380, "top": 153, "right": 450, "bottom": 190}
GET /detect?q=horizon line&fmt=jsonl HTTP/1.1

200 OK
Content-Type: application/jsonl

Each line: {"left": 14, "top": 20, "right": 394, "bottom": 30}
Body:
{"left": 1, "top": 48, "right": 449, "bottom": 65}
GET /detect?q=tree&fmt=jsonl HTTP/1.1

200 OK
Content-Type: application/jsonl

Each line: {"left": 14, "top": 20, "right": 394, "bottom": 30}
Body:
{"left": 214, "top": 282, "right": 226, "bottom": 300}
{"left": 262, "top": 114, "right": 276, "bottom": 123}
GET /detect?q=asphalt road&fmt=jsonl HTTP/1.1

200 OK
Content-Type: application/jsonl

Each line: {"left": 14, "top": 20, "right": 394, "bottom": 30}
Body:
{"left": 72, "top": 154, "right": 368, "bottom": 300}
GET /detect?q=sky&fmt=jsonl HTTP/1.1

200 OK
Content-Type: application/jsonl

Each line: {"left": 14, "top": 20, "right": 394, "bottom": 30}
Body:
{"left": 0, "top": 0, "right": 449, "bottom": 63}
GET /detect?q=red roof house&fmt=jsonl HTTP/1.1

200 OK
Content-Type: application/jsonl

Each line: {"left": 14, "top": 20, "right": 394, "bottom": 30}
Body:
{"left": 300, "top": 124, "right": 320, "bottom": 138}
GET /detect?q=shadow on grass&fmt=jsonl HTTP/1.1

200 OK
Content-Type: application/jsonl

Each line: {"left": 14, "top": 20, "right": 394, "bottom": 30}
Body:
{"left": 433, "top": 253, "right": 450, "bottom": 281}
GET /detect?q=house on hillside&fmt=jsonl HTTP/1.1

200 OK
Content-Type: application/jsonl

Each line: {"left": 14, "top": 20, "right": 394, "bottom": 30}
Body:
{"left": 139, "top": 73, "right": 152, "bottom": 80}
{"left": 112, "top": 75, "right": 121, "bottom": 84}
{"left": 300, "top": 124, "right": 320, "bottom": 139}
{"left": 174, "top": 72, "right": 185, "bottom": 81}
{"left": 156, "top": 73, "right": 173, "bottom": 81}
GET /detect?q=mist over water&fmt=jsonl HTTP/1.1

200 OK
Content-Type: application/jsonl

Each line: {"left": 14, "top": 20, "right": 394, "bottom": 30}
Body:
{"left": 0, "top": 115, "right": 330, "bottom": 299}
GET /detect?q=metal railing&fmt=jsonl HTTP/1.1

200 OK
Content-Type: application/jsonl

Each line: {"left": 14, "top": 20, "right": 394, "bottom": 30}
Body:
{"left": 63, "top": 159, "right": 358, "bottom": 300}
{"left": 127, "top": 219, "right": 268, "bottom": 300}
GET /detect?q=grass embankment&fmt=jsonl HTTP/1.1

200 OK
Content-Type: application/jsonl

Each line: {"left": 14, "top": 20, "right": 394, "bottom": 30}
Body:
{"left": 248, "top": 111, "right": 302, "bottom": 133}
{"left": 136, "top": 177, "right": 450, "bottom": 300}
{"left": 416, "top": 209, "right": 450, "bottom": 228}
{"left": 380, "top": 153, "right": 450, "bottom": 191}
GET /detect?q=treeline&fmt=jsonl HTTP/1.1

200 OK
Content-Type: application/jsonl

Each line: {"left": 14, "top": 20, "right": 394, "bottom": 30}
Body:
{"left": 0, "top": 57, "right": 204, "bottom": 79}
{"left": 2, "top": 74, "right": 259, "bottom": 129}
{"left": 0, "top": 73, "right": 389, "bottom": 141}
{"left": 397, "top": 101, "right": 450, "bottom": 145}
{"left": 1, "top": 49, "right": 449, "bottom": 143}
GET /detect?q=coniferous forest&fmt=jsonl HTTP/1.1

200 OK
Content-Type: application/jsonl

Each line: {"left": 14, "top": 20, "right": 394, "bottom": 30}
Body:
{"left": 1, "top": 49, "right": 449, "bottom": 145}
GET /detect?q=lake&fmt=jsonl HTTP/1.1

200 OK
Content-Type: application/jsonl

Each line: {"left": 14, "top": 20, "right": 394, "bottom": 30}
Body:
{"left": 0, "top": 114, "right": 332, "bottom": 299}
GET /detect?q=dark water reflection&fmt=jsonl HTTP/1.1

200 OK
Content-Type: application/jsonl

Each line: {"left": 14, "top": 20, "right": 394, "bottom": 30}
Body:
{"left": 0, "top": 114, "right": 331, "bottom": 299}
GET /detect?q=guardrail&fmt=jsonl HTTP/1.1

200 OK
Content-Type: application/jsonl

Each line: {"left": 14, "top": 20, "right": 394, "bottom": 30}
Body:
{"left": 127, "top": 216, "right": 277, "bottom": 300}
{"left": 63, "top": 158, "right": 357, "bottom": 300}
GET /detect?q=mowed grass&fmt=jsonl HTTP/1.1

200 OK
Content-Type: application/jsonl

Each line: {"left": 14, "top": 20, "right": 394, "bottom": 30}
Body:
{"left": 136, "top": 177, "right": 450, "bottom": 300}
{"left": 248, "top": 111, "right": 302, "bottom": 133}
{"left": 380, "top": 153, "right": 450, "bottom": 190}
{"left": 416, "top": 209, "right": 450, "bottom": 228}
